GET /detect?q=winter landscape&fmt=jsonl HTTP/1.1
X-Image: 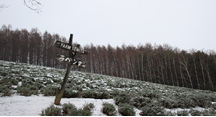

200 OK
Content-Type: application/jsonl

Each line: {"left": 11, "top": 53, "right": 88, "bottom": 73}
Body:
{"left": 1, "top": 60, "right": 216, "bottom": 116}
{"left": 1, "top": 0, "right": 216, "bottom": 116}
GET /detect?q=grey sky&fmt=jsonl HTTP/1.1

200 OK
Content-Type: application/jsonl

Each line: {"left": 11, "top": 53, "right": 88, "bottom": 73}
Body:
{"left": 1, "top": 0, "right": 216, "bottom": 51}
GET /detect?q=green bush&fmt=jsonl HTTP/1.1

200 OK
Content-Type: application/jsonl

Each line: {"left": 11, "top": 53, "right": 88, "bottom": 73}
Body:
{"left": 164, "top": 111, "right": 175, "bottom": 116}
{"left": 41, "top": 103, "right": 93, "bottom": 116}
{"left": 2, "top": 78, "right": 18, "bottom": 85}
{"left": 102, "top": 102, "right": 117, "bottom": 116}
{"left": 41, "top": 105, "right": 62, "bottom": 116}
{"left": 164, "top": 92, "right": 213, "bottom": 109}
{"left": 199, "top": 104, "right": 216, "bottom": 116}
{"left": 114, "top": 92, "right": 131, "bottom": 105}
{"left": 211, "top": 103, "right": 216, "bottom": 109}
{"left": 132, "top": 96, "right": 151, "bottom": 109}
{"left": 94, "top": 89, "right": 110, "bottom": 99}
{"left": 202, "top": 108, "right": 216, "bottom": 116}
{"left": 34, "top": 80, "right": 43, "bottom": 89}
{"left": 81, "top": 89, "right": 110, "bottom": 99}
{"left": 110, "top": 89, "right": 121, "bottom": 97}
{"left": 64, "top": 103, "right": 93, "bottom": 116}
{"left": 0, "top": 71, "right": 8, "bottom": 76}
{"left": 141, "top": 89, "right": 161, "bottom": 98}
{"left": 17, "top": 85, "right": 38, "bottom": 96}
{"left": 41, "top": 85, "right": 58, "bottom": 96}
{"left": 72, "top": 108, "right": 92, "bottom": 116}
{"left": 118, "top": 103, "right": 135, "bottom": 116}
{"left": 177, "top": 110, "right": 189, "bottom": 116}
{"left": 0, "top": 85, "right": 12, "bottom": 96}
{"left": 140, "top": 103, "right": 165, "bottom": 116}
{"left": 189, "top": 109, "right": 202, "bottom": 116}
{"left": 21, "top": 79, "right": 34, "bottom": 86}
{"left": 160, "top": 93, "right": 209, "bottom": 109}
{"left": 83, "top": 103, "right": 95, "bottom": 111}
{"left": 82, "top": 89, "right": 97, "bottom": 98}
{"left": 161, "top": 97, "right": 179, "bottom": 109}
{"left": 191, "top": 94, "right": 211, "bottom": 107}
{"left": 63, "top": 88, "right": 81, "bottom": 98}
{"left": 62, "top": 103, "right": 77, "bottom": 115}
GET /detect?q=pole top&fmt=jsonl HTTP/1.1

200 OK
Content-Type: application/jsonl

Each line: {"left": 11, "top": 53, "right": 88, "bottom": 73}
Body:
{"left": 69, "top": 34, "right": 73, "bottom": 45}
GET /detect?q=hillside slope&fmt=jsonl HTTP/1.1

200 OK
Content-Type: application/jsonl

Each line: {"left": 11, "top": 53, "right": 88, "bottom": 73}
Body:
{"left": 1, "top": 60, "right": 216, "bottom": 116}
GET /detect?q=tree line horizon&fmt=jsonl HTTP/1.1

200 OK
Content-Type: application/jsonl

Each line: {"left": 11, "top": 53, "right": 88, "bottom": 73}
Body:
{"left": 1, "top": 25, "right": 216, "bottom": 91}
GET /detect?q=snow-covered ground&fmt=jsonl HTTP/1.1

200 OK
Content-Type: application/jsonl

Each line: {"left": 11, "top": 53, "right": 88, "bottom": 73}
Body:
{"left": 1, "top": 60, "right": 216, "bottom": 116}
{"left": 0, "top": 94, "right": 141, "bottom": 116}
{"left": 0, "top": 94, "right": 110, "bottom": 116}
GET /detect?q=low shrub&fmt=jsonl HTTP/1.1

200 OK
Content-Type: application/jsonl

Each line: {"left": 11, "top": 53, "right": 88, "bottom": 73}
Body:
{"left": 82, "top": 89, "right": 97, "bottom": 98}
{"left": 102, "top": 102, "right": 117, "bottom": 116}
{"left": 189, "top": 109, "right": 202, "bottom": 116}
{"left": 191, "top": 93, "right": 211, "bottom": 107}
{"left": 164, "top": 111, "right": 175, "bottom": 116}
{"left": 63, "top": 103, "right": 93, "bottom": 116}
{"left": 81, "top": 89, "right": 110, "bottom": 99}
{"left": 34, "top": 80, "right": 43, "bottom": 89}
{"left": 162, "top": 92, "right": 211, "bottom": 109}
{"left": 110, "top": 89, "right": 121, "bottom": 97}
{"left": 41, "top": 104, "right": 62, "bottom": 116}
{"left": 161, "top": 97, "right": 179, "bottom": 109}
{"left": 141, "top": 89, "right": 161, "bottom": 98}
{"left": 202, "top": 108, "right": 216, "bottom": 116}
{"left": 62, "top": 103, "right": 77, "bottom": 115}
{"left": 83, "top": 103, "right": 95, "bottom": 111}
{"left": 0, "top": 85, "right": 12, "bottom": 96}
{"left": 0, "top": 71, "right": 8, "bottom": 76}
{"left": 1, "top": 78, "right": 14, "bottom": 86}
{"left": 17, "top": 85, "right": 38, "bottom": 96}
{"left": 132, "top": 96, "right": 151, "bottom": 109}
{"left": 140, "top": 102, "right": 165, "bottom": 116}
{"left": 211, "top": 103, "right": 216, "bottom": 109}
{"left": 177, "top": 110, "right": 189, "bottom": 116}
{"left": 72, "top": 108, "right": 92, "bottom": 116}
{"left": 41, "top": 103, "right": 93, "bottom": 116}
{"left": 118, "top": 103, "right": 135, "bottom": 116}
{"left": 41, "top": 85, "right": 58, "bottom": 96}
{"left": 21, "top": 79, "right": 34, "bottom": 86}
{"left": 94, "top": 89, "right": 110, "bottom": 99}
{"left": 114, "top": 92, "right": 131, "bottom": 105}
{"left": 63, "top": 88, "right": 81, "bottom": 98}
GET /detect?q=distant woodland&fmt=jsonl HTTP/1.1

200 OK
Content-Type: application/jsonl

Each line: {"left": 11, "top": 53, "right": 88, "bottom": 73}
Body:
{"left": 1, "top": 25, "right": 216, "bottom": 91}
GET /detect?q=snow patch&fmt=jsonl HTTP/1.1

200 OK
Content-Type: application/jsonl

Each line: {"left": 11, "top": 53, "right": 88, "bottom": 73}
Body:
{"left": 18, "top": 82, "right": 22, "bottom": 86}
{"left": 0, "top": 95, "right": 114, "bottom": 116}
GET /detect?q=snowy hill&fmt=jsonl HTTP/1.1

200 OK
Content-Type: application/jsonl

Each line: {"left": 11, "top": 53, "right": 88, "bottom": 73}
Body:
{"left": 1, "top": 60, "right": 216, "bottom": 116}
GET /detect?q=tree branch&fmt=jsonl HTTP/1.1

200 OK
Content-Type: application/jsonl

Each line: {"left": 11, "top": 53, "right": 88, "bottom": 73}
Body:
{"left": 23, "top": 0, "right": 42, "bottom": 13}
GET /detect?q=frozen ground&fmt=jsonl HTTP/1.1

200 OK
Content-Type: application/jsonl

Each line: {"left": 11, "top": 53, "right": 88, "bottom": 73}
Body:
{"left": 1, "top": 60, "right": 216, "bottom": 116}
{"left": 0, "top": 94, "right": 113, "bottom": 116}
{"left": 0, "top": 94, "right": 141, "bottom": 116}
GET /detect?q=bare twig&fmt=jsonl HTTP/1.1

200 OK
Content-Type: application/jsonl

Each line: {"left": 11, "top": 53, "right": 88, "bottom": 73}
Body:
{"left": 23, "top": 0, "right": 42, "bottom": 13}
{"left": 0, "top": 4, "right": 9, "bottom": 12}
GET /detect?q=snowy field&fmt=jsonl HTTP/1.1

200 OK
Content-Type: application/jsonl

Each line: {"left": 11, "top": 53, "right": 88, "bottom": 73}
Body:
{"left": 1, "top": 60, "right": 216, "bottom": 116}
{"left": 0, "top": 95, "right": 114, "bottom": 116}
{"left": 0, "top": 94, "right": 141, "bottom": 116}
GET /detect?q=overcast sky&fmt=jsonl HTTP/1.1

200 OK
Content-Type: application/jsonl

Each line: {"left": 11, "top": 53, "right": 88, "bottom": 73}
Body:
{"left": 1, "top": 0, "right": 216, "bottom": 51}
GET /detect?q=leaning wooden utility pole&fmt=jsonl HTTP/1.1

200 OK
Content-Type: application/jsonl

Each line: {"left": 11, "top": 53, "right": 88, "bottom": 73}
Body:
{"left": 54, "top": 34, "right": 88, "bottom": 105}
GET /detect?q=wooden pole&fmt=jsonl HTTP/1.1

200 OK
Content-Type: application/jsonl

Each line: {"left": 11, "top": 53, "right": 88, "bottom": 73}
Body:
{"left": 54, "top": 34, "right": 73, "bottom": 105}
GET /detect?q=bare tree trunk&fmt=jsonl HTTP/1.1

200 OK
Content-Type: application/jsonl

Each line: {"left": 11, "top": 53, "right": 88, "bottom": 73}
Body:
{"left": 200, "top": 60, "right": 206, "bottom": 88}
{"left": 179, "top": 54, "right": 193, "bottom": 88}
{"left": 173, "top": 58, "right": 179, "bottom": 86}
{"left": 193, "top": 56, "right": 200, "bottom": 89}
{"left": 205, "top": 64, "right": 214, "bottom": 89}
{"left": 168, "top": 57, "right": 174, "bottom": 86}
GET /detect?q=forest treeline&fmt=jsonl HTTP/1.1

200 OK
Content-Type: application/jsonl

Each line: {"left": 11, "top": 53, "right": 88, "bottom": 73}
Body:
{"left": 1, "top": 25, "right": 216, "bottom": 91}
